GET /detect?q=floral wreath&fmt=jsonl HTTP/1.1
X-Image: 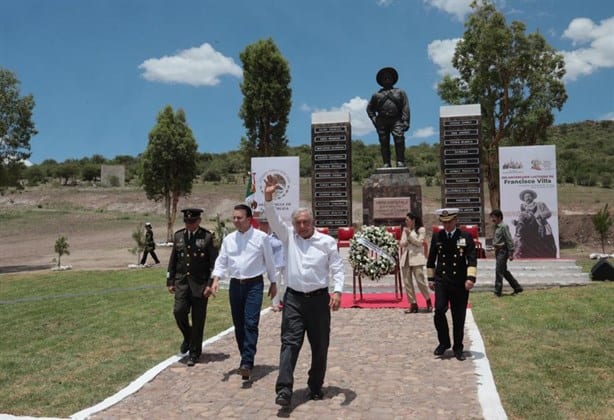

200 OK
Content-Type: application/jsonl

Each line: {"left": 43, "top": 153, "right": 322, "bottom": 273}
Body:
{"left": 349, "top": 225, "right": 399, "bottom": 280}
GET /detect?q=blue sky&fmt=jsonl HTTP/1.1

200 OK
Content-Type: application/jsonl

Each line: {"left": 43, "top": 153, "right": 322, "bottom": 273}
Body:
{"left": 2, "top": 0, "right": 613, "bottom": 164}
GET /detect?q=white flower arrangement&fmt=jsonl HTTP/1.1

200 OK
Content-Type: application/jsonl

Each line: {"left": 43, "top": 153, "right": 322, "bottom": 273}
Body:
{"left": 349, "top": 225, "right": 399, "bottom": 280}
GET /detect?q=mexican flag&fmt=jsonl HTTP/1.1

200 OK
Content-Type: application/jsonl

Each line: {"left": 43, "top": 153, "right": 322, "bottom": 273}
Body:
{"left": 245, "top": 171, "right": 256, "bottom": 206}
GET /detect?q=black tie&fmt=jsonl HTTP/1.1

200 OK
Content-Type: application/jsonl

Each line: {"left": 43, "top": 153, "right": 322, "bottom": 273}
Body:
{"left": 448, "top": 232, "right": 452, "bottom": 239}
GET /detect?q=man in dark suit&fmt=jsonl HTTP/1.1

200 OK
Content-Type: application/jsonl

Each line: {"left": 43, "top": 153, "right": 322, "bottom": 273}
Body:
{"left": 167, "top": 208, "right": 218, "bottom": 366}
{"left": 426, "top": 208, "right": 477, "bottom": 361}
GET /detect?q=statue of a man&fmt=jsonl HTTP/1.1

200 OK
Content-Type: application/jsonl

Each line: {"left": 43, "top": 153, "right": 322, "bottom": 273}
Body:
{"left": 366, "top": 67, "right": 410, "bottom": 168}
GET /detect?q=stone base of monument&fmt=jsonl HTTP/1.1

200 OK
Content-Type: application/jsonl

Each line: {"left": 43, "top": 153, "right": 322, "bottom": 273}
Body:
{"left": 362, "top": 167, "right": 423, "bottom": 227}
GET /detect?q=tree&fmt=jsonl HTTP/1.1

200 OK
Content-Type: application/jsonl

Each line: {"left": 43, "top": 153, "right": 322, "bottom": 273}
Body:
{"left": 81, "top": 164, "right": 100, "bottom": 182}
{"left": 54, "top": 162, "right": 79, "bottom": 185}
{"left": 239, "top": 38, "right": 292, "bottom": 159}
{"left": 437, "top": 0, "right": 567, "bottom": 208}
{"left": 592, "top": 204, "right": 612, "bottom": 254}
{"left": 54, "top": 236, "right": 70, "bottom": 268}
{"left": 129, "top": 224, "right": 147, "bottom": 265}
{"left": 141, "top": 106, "right": 198, "bottom": 241}
{"left": 0, "top": 68, "right": 37, "bottom": 177}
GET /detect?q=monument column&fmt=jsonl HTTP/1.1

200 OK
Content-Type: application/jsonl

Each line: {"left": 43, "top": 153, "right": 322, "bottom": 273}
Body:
{"left": 311, "top": 111, "right": 352, "bottom": 234}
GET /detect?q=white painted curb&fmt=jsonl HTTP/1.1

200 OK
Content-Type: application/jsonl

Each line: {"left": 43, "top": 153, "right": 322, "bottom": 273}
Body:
{"left": 466, "top": 309, "right": 508, "bottom": 420}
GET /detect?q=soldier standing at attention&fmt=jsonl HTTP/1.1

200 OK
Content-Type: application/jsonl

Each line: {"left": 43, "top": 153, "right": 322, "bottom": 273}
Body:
{"left": 167, "top": 208, "right": 218, "bottom": 367}
{"left": 426, "top": 208, "right": 477, "bottom": 361}
{"left": 140, "top": 222, "right": 160, "bottom": 265}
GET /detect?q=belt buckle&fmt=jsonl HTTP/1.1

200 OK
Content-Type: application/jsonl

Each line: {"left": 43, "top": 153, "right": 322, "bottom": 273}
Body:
{"left": 304, "top": 290, "right": 314, "bottom": 297}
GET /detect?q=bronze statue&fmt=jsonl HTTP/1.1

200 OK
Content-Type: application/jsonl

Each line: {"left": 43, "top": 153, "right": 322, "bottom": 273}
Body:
{"left": 366, "top": 67, "right": 410, "bottom": 168}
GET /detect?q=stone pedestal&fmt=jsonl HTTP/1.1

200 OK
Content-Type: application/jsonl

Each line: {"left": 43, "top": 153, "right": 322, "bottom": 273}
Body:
{"left": 362, "top": 167, "right": 422, "bottom": 227}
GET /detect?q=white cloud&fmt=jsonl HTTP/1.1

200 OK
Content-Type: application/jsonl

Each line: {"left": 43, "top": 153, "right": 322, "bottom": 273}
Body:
{"left": 561, "top": 17, "right": 614, "bottom": 81}
{"left": 139, "top": 43, "right": 242, "bottom": 86}
{"left": 305, "top": 97, "right": 374, "bottom": 136}
{"left": 600, "top": 111, "right": 614, "bottom": 121}
{"left": 423, "top": 0, "right": 472, "bottom": 21}
{"left": 376, "top": 0, "right": 395, "bottom": 6}
{"left": 427, "top": 38, "right": 460, "bottom": 77}
{"left": 411, "top": 126, "right": 437, "bottom": 139}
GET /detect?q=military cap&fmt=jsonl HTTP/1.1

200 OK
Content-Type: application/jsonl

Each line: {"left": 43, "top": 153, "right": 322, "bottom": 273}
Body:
{"left": 257, "top": 217, "right": 269, "bottom": 224}
{"left": 145, "top": 222, "right": 152, "bottom": 227}
{"left": 376, "top": 67, "right": 399, "bottom": 87}
{"left": 435, "top": 208, "right": 459, "bottom": 222}
{"left": 181, "top": 208, "right": 203, "bottom": 222}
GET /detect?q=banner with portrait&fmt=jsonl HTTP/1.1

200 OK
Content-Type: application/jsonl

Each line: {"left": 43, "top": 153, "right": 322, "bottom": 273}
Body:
{"left": 248, "top": 157, "right": 300, "bottom": 223}
{"left": 499, "top": 146, "right": 559, "bottom": 258}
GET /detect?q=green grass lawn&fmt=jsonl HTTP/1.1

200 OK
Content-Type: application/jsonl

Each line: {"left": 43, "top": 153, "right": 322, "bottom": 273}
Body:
{"left": 1, "top": 269, "right": 613, "bottom": 418}
{"left": 471, "top": 283, "right": 614, "bottom": 419}
{"left": 0, "top": 269, "right": 236, "bottom": 417}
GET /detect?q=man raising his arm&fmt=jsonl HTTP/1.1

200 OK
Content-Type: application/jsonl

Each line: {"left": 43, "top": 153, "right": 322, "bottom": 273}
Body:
{"left": 263, "top": 175, "right": 345, "bottom": 407}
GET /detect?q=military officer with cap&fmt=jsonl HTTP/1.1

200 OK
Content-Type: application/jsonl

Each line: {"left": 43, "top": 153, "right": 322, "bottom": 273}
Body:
{"left": 366, "top": 66, "right": 411, "bottom": 168}
{"left": 426, "top": 208, "right": 477, "bottom": 361}
{"left": 167, "top": 208, "right": 218, "bottom": 366}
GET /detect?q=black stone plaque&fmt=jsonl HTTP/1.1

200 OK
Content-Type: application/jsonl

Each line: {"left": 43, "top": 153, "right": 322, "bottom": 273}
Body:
{"left": 311, "top": 112, "right": 353, "bottom": 232}
{"left": 440, "top": 105, "right": 486, "bottom": 235}
{"left": 445, "top": 167, "right": 480, "bottom": 175}
{"left": 444, "top": 158, "right": 480, "bottom": 166}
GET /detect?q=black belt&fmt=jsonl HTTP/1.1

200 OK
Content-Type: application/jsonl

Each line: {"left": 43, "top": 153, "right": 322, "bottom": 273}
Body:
{"left": 287, "top": 287, "right": 329, "bottom": 297}
{"left": 231, "top": 275, "right": 263, "bottom": 284}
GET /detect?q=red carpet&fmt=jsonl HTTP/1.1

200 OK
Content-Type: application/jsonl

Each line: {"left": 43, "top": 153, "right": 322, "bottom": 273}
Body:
{"left": 340, "top": 292, "right": 434, "bottom": 309}
{"left": 340, "top": 292, "right": 472, "bottom": 309}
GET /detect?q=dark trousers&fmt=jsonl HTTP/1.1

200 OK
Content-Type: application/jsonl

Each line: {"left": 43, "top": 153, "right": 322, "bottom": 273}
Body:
{"left": 276, "top": 288, "right": 330, "bottom": 395}
{"left": 433, "top": 282, "right": 469, "bottom": 352}
{"left": 229, "top": 279, "right": 264, "bottom": 368}
{"left": 495, "top": 249, "right": 522, "bottom": 294}
{"left": 376, "top": 117, "right": 406, "bottom": 165}
{"left": 173, "top": 292, "right": 208, "bottom": 357}
{"left": 140, "top": 250, "right": 160, "bottom": 265}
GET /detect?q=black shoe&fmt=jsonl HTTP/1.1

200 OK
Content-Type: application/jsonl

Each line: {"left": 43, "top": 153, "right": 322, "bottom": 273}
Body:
{"left": 433, "top": 344, "right": 450, "bottom": 356}
{"left": 180, "top": 340, "right": 189, "bottom": 354}
{"left": 275, "top": 390, "right": 291, "bottom": 407}
{"left": 309, "top": 389, "right": 324, "bottom": 400}
{"left": 493, "top": 291, "right": 502, "bottom": 297}
{"left": 187, "top": 355, "right": 198, "bottom": 366}
{"left": 513, "top": 288, "right": 523, "bottom": 295}
{"left": 454, "top": 350, "right": 466, "bottom": 361}
{"left": 238, "top": 365, "right": 251, "bottom": 380}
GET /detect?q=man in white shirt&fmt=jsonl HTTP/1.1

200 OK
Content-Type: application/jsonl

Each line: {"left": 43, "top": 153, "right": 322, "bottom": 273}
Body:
{"left": 263, "top": 175, "right": 345, "bottom": 407}
{"left": 210, "top": 204, "right": 277, "bottom": 380}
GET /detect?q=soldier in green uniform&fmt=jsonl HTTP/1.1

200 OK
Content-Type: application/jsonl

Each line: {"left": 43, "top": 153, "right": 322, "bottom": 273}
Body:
{"left": 426, "top": 208, "right": 477, "bottom": 361}
{"left": 140, "top": 222, "right": 160, "bottom": 265}
{"left": 167, "top": 208, "right": 218, "bottom": 366}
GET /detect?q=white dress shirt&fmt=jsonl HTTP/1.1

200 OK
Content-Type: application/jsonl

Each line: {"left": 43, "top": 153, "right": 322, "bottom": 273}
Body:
{"left": 212, "top": 226, "right": 276, "bottom": 283}
{"left": 264, "top": 201, "right": 345, "bottom": 293}
{"left": 269, "top": 233, "right": 285, "bottom": 270}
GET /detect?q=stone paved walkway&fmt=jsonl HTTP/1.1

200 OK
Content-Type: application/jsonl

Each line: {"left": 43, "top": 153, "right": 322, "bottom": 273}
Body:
{"left": 87, "top": 307, "right": 485, "bottom": 420}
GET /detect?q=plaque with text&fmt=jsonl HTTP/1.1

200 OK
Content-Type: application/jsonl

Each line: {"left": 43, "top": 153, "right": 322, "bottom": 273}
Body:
{"left": 311, "top": 112, "right": 352, "bottom": 232}
{"left": 373, "top": 197, "right": 411, "bottom": 220}
{"left": 440, "top": 105, "right": 486, "bottom": 234}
